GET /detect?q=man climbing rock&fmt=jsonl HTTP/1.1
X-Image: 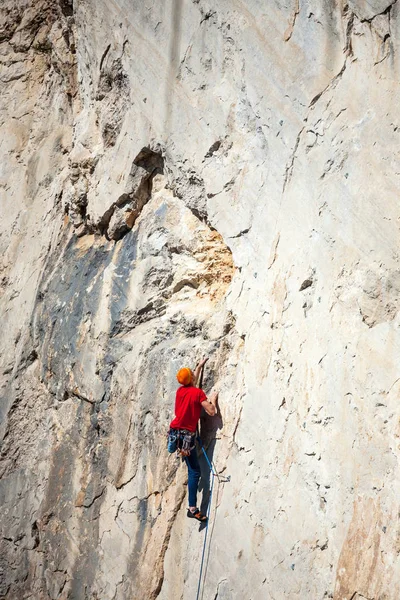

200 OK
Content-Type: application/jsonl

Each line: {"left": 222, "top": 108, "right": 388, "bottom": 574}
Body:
{"left": 168, "top": 357, "right": 218, "bottom": 522}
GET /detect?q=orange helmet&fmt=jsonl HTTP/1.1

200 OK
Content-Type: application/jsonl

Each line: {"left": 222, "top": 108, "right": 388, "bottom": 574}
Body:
{"left": 176, "top": 367, "right": 193, "bottom": 386}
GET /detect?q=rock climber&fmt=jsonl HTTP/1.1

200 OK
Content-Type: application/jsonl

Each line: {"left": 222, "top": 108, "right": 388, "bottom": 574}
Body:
{"left": 168, "top": 357, "right": 218, "bottom": 522}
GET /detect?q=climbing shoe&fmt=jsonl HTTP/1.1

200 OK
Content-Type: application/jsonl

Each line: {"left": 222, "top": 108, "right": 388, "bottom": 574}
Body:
{"left": 187, "top": 508, "right": 207, "bottom": 522}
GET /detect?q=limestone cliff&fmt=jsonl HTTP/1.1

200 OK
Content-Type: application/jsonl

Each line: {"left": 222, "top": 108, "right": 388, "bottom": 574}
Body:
{"left": 1, "top": 1, "right": 400, "bottom": 599}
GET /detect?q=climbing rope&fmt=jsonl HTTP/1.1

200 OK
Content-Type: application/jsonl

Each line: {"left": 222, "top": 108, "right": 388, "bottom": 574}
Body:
{"left": 195, "top": 439, "right": 217, "bottom": 600}
{"left": 195, "top": 363, "right": 230, "bottom": 600}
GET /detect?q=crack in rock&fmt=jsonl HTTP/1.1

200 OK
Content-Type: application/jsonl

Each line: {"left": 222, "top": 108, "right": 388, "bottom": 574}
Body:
{"left": 284, "top": 0, "right": 300, "bottom": 41}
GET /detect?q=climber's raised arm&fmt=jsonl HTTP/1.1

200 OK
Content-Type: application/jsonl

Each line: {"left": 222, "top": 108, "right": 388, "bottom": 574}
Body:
{"left": 193, "top": 357, "right": 209, "bottom": 387}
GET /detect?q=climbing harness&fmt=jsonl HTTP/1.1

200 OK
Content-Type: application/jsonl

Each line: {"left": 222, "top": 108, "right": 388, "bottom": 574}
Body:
{"left": 167, "top": 428, "right": 195, "bottom": 457}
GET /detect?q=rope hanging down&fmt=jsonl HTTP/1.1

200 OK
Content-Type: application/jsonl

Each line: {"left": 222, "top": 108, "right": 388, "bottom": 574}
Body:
{"left": 195, "top": 439, "right": 216, "bottom": 600}
{"left": 195, "top": 364, "right": 230, "bottom": 600}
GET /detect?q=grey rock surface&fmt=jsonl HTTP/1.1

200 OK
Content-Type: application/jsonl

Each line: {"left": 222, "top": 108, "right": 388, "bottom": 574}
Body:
{"left": 1, "top": 0, "right": 400, "bottom": 599}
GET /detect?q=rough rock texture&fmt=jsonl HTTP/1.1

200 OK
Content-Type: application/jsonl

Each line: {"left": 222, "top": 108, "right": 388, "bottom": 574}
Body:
{"left": 1, "top": 1, "right": 400, "bottom": 599}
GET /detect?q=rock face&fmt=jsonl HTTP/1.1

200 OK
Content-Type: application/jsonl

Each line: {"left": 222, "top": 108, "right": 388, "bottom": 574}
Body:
{"left": 1, "top": 0, "right": 400, "bottom": 598}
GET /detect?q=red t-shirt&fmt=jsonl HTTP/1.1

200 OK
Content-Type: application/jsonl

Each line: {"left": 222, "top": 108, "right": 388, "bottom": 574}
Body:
{"left": 170, "top": 385, "right": 207, "bottom": 432}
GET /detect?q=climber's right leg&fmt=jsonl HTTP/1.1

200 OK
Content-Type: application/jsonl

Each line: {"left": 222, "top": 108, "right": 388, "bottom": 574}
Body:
{"left": 184, "top": 446, "right": 207, "bottom": 521}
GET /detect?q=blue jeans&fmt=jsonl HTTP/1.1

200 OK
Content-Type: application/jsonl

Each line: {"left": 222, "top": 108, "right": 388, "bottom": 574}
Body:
{"left": 184, "top": 445, "right": 201, "bottom": 507}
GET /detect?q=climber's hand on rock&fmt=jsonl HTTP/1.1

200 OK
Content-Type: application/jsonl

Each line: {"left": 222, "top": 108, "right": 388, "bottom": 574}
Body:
{"left": 198, "top": 357, "right": 209, "bottom": 368}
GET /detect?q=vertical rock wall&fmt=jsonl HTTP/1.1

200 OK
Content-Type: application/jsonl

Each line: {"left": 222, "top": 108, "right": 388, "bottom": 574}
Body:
{"left": 1, "top": 1, "right": 400, "bottom": 599}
